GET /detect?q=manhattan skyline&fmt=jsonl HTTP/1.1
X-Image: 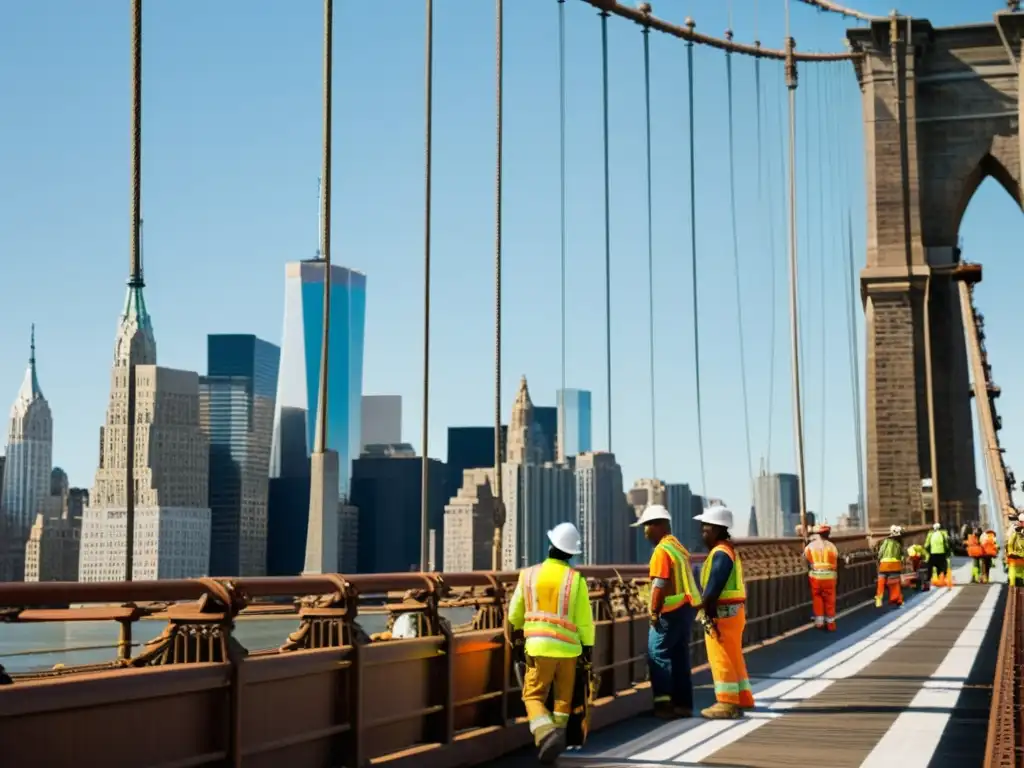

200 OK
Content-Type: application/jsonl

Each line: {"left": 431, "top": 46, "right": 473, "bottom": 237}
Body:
{"left": 1, "top": 0, "right": 1020, "bottom": 523}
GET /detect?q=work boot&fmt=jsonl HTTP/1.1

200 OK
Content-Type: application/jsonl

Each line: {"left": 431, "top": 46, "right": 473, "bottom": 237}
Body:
{"left": 537, "top": 728, "right": 566, "bottom": 765}
{"left": 701, "top": 702, "right": 742, "bottom": 720}
{"left": 653, "top": 702, "right": 677, "bottom": 720}
{"left": 673, "top": 706, "right": 693, "bottom": 718}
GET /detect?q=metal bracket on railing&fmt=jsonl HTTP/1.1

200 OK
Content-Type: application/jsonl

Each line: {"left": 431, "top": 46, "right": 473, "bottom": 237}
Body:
{"left": 282, "top": 574, "right": 357, "bottom": 651}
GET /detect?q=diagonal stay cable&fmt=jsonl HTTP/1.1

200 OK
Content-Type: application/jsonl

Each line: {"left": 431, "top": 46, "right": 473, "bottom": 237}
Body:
{"left": 815, "top": 61, "right": 828, "bottom": 518}
{"left": 725, "top": 32, "right": 755, "bottom": 498}
{"left": 686, "top": 34, "right": 709, "bottom": 507}
{"left": 642, "top": 21, "right": 658, "bottom": 479}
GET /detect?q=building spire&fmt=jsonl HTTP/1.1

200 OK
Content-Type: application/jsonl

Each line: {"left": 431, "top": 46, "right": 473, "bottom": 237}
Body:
{"left": 17, "top": 323, "right": 42, "bottom": 402}
{"left": 29, "top": 323, "right": 35, "bottom": 368}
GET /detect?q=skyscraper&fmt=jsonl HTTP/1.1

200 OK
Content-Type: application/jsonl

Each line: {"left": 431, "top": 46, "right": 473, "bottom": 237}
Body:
{"left": 271, "top": 260, "right": 367, "bottom": 499}
{"left": 574, "top": 451, "right": 629, "bottom": 564}
{"left": 349, "top": 454, "right": 446, "bottom": 573}
{"left": 1, "top": 326, "right": 53, "bottom": 580}
{"left": 79, "top": 265, "right": 211, "bottom": 582}
{"left": 443, "top": 468, "right": 496, "bottom": 571}
{"left": 200, "top": 334, "right": 280, "bottom": 577}
{"left": 753, "top": 470, "right": 802, "bottom": 538}
{"left": 24, "top": 468, "right": 83, "bottom": 582}
{"left": 446, "top": 425, "right": 507, "bottom": 498}
{"left": 556, "top": 389, "right": 592, "bottom": 462}
{"left": 360, "top": 395, "right": 402, "bottom": 452}
{"left": 532, "top": 406, "right": 557, "bottom": 464}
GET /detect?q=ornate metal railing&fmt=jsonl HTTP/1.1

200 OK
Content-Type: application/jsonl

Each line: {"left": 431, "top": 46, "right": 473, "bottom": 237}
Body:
{"left": 0, "top": 529, "right": 926, "bottom": 767}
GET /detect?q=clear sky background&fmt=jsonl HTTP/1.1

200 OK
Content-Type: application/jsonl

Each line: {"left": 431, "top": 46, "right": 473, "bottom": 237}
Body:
{"left": 1, "top": 1, "right": 1019, "bottom": 530}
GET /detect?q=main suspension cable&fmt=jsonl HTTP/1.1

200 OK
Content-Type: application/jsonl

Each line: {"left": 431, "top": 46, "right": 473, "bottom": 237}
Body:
{"left": 558, "top": 0, "right": 567, "bottom": 464}
{"left": 600, "top": 9, "right": 614, "bottom": 452}
{"left": 642, "top": 22, "right": 658, "bottom": 478}
{"left": 725, "top": 33, "right": 755, "bottom": 496}
{"left": 686, "top": 32, "right": 709, "bottom": 507}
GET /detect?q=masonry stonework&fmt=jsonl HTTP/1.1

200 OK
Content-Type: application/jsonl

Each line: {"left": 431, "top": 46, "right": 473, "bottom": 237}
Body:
{"left": 849, "top": 14, "right": 1024, "bottom": 529}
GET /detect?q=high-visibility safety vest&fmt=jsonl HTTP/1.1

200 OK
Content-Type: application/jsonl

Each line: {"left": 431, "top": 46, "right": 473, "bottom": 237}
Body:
{"left": 925, "top": 530, "right": 949, "bottom": 555}
{"left": 520, "top": 560, "right": 587, "bottom": 657}
{"left": 651, "top": 535, "right": 702, "bottom": 613}
{"left": 966, "top": 534, "right": 983, "bottom": 558}
{"left": 981, "top": 532, "right": 998, "bottom": 557}
{"left": 804, "top": 538, "right": 839, "bottom": 580}
{"left": 700, "top": 543, "right": 746, "bottom": 605}
{"left": 1007, "top": 531, "right": 1024, "bottom": 565}
{"left": 907, "top": 544, "right": 927, "bottom": 559}
{"left": 877, "top": 538, "right": 903, "bottom": 573}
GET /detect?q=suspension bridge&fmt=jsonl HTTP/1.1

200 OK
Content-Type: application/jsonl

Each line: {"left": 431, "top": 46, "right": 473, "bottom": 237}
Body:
{"left": 1, "top": 0, "right": 1023, "bottom": 766}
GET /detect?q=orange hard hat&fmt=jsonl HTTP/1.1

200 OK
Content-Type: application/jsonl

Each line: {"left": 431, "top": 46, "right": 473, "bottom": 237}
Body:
{"left": 816, "top": 524, "right": 832, "bottom": 535}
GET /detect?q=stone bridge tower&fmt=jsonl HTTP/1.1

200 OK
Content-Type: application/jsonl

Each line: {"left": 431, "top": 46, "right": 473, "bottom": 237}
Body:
{"left": 848, "top": 13, "right": 1024, "bottom": 529}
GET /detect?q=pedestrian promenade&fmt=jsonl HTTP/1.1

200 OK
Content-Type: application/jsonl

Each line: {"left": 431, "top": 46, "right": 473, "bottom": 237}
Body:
{"left": 497, "top": 560, "right": 1004, "bottom": 768}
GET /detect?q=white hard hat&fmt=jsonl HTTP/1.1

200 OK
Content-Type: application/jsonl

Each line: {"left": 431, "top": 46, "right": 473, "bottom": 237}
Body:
{"left": 1018, "top": 513, "right": 1024, "bottom": 523}
{"left": 932, "top": 523, "right": 941, "bottom": 530}
{"left": 694, "top": 505, "right": 734, "bottom": 530}
{"left": 891, "top": 525, "right": 903, "bottom": 536}
{"left": 547, "top": 522, "right": 582, "bottom": 555}
{"left": 631, "top": 504, "right": 672, "bottom": 528}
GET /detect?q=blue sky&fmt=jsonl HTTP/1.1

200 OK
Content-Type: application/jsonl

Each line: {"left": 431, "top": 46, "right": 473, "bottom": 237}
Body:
{"left": 1, "top": 1, "right": 1019, "bottom": 528}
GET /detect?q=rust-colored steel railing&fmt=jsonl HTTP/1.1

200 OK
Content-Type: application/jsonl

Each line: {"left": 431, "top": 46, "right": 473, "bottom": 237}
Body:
{"left": 0, "top": 530, "right": 924, "bottom": 768}
{"left": 984, "top": 584, "right": 1023, "bottom": 768}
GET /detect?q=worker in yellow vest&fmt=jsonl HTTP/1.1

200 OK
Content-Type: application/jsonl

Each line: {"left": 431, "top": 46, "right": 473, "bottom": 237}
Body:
{"left": 980, "top": 529, "right": 998, "bottom": 583}
{"left": 694, "top": 505, "right": 754, "bottom": 719}
{"left": 924, "top": 522, "right": 952, "bottom": 587}
{"left": 632, "top": 503, "right": 702, "bottom": 719}
{"left": 906, "top": 543, "right": 929, "bottom": 591}
{"left": 507, "top": 522, "right": 595, "bottom": 764}
{"left": 1007, "top": 514, "right": 1024, "bottom": 587}
{"left": 875, "top": 525, "right": 905, "bottom": 608}
{"left": 803, "top": 524, "right": 839, "bottom": 631}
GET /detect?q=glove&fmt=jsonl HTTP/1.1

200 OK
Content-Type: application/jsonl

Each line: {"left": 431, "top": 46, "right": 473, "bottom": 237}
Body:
{"left": 581, "top": 645, "right": 593, "bottom": 665}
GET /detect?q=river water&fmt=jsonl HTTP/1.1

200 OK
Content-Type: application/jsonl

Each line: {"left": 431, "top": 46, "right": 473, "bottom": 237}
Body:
{"left": 0, "top": 608, "right": 478, "bottom": 674}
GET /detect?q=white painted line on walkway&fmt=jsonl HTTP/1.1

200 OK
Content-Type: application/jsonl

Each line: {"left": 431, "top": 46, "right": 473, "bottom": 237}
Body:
{"left": 858, "top": 584, "right": 1001, "bottom": 768}
{"left": 627, "top": 588, "right": 958, "bottom": 764}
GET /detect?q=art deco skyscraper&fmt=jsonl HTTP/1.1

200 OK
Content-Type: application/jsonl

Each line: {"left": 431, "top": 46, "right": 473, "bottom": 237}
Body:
{"left": 0, "top": 326, "right": 53, "bottom": 579}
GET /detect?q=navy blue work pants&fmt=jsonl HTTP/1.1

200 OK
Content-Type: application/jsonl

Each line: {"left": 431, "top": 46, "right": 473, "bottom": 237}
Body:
{"left": 647, "top": 605, "right": 695, "bottom": 711}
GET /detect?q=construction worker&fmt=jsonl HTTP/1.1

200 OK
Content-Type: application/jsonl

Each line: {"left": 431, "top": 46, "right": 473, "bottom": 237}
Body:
{"left": 875, "top": 525, "right": 905, "bottom": 608}
{"left": 924, "top": 522, "right": 952, "bottom": 587}
{"left": 694, "top": 505, "right": 754, "bottom": 719}
{"left": 507, "top": 522, "right": 594, "bottom": 765}
{"left": 632, "top": 503, "right": 702, "bottom": 719}
{"left": 980, "top": 528, "right": 999, "bottom": 583}
{"left": 906, "top": 542, "right": 929, "bottom": 591}
{"left": 966, "top": 528, "right": 984, "bottom": 583}
{"left": 1007, "top": 514, "right": 1024, "bottom": 586}
{"left": 803, "top": 524, "right": 838, "bottom": 631}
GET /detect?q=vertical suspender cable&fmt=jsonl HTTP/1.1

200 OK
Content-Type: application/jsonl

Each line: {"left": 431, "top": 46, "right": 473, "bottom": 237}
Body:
{"left": 126, "top": 0, "right": 142, "bottom": 582}
{"left": 492, "top": 0, "right": 505, "bottom": 571}
{"left": 600, "top": 10, "right": 614, "bottom": 452}
{"left": 725, "top": 31, "right": 755, "bottom": 501}
{"left": 685, "top": 22, "right": 709, "bottom": 507}
{"left": 815, "top": 65, "right": 827, "bottom": 519}
{"left": 419, "top": 0, "right": 434, "bottom": 571}
{"left": 642, "top": 21, "right": 658, "bottom": 478}
{"left": 784, "top": 6, "right": 809, "bottom": 539}
{"left": 557, "top": 0, "right": 567, "bottom": 464}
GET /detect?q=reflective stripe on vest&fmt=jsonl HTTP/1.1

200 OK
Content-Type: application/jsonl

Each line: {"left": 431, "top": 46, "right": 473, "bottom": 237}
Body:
{"left": 656, "top": 535, "right": 703, "bottom": 610}
{"left": 700, "top": 543, "right": 746, "bottom": 604}
{"left": 878, "top": 537, "right": 902, "bottom": 565}
{"left": 522, "top": 563, "right": 580, "bottom": 650}
{"left": 804, "top": 539, "right": 838, "bottom": 580}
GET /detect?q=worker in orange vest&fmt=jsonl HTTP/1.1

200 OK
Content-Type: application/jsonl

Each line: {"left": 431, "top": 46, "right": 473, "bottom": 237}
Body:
{"left": 966, "top": 528, "right": 984, "bottom": 583}
{"left": 803, "top": 524, "right": 839, "bottom": 631}
{"left": 980, "top": 529, "right": 998, "bottom": 584}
